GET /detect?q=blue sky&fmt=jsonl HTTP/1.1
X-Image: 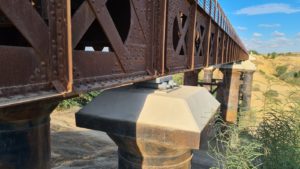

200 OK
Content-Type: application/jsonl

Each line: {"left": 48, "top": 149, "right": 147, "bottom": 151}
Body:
{"left": 218, "top": 0, "right": 300, "bottom": 53}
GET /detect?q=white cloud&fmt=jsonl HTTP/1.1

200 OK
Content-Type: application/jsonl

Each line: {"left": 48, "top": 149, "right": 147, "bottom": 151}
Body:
{"left": 297, "top": 32, "right": 300, "bottom": 37}
{"left": 237, "top": 26, "right": 247, "bottom": 31}
{"left": 235, "top": 3, "right": 300, "bottom": 15}
{"left": 272, "top": 31, "right": 285, "bottom": 37}
{"left": 258, "top": 24, "right": 281, "bottom": 28}
{"left": 242, "top": 36, "right": 298, "bottom": 53}
{"left": 253, "top": 32, "right": 262, "bottom": 37}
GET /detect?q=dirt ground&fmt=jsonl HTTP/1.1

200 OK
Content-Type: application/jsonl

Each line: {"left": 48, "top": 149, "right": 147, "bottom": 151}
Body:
{"left": 243, "top": 55, "right": 300, "bottom": 127}
{"left": 50, "top": 107, "right": 118, "bottom": 169}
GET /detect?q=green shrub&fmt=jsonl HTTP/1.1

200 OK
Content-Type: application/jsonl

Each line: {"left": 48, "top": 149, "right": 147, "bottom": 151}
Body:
{"left": 259, "top": 70, "right": 266, "bottom": 75}
{"left": 256, "top": 112, "right": 300, "bottom": 169}
{"left": 256, "top": 88, "right": 300, "bottom": 169}
{"left": 249, "top": 50, "right": 260, "bottom": 55}
{"left": 275, "top": 65, "right": 288, "bottom": 77}
{"left": 57, "top": 91, "right": 101, "bottom": 110}
{"left": 209, "top": 84, "right": 300, "bottom": 169}
{"left": 173, "top": 74, "right": 184, "bottom": 85}
{"left": 263, "top": 89, "right": 278, "bottom": 98}
{"left": 276, "top": 70, "right": 300, "bottom": 86}
{"left": 208, "top": 120, "right": 262, "bottom": 169}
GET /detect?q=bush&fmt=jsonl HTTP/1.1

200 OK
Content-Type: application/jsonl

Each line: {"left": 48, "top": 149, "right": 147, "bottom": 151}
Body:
{"left": 275, "top": 65, "right": 288, "bottom": 77}
{"left": 275, "top": 68, "right": 300, "bottom": 86}
{"left": 249, "top": 50, "right": 260, "bottom": 55}
{"left": 57, "top": 91, "right": 101, "bottom": 110}
{"left": 173, "top": 74, "right": 184, "bottom": 85}
{"left": 263, "top": 89, "right": 278, "bottom": 98}
{"left": 259, "top": 70, "right": 266, "bottom": 75}
{"left": 256, "top": 90, "right": 300, "bottom": 169}
{"left": 209, "top": 85, "right": 300, "bottom": 169}
{"left": 256, "top": 112, "right": 300, "bottom": 169}
{"left": 208, "top": 119, "right": 262, "bottom": 169}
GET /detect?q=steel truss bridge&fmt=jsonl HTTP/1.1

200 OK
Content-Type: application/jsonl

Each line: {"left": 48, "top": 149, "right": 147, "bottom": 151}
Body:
{"left": 0, "top": 0, "right": 248, "bottom": 108}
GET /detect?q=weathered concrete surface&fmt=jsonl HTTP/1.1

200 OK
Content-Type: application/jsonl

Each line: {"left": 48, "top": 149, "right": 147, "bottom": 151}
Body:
{"left": 51, "top": 107, "right": 216, "bottom": 169}
{"left": 240, "top": 60, "right": 257, "bottom": 111}
{"left": 217, "top": 63, "right": 243, "bottom": 123}
{"left": 203, "top": 66, "right": 215, "bottom": 91}
{"left": 76, "top": 86, "right": 220, "bottom": 168}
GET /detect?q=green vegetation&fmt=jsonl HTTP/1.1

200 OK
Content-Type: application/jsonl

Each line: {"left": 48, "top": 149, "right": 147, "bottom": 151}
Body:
{"left": 57, "top": 91, "right": 101, "bottom": 110}
{"left": 209, "top": 120, "right": 262, "bottom": 169}
{"left": 263, "top": 89, "right": 279, "bottom": 98}
{"left": 275, "top": 65, "right": 288, "bottom": 77}
{"left": 265, "top": 52, "right": 278, "bottom": 59}
{"left": 173, "top": 73, "right": 184, "bottom": 85}
{"left": 258, "top": 70, "right": 266, "bottom": 75}
{"left": 256, "top": 89, "right": 300, "bottom": 169}
{"left": 209, "top": 88, "right": 300, "bottom": 169}
{"left": 274, "top": 65, "right": 300, "bottom": 86}
{"left": 249, "top": 50, "right": 260, "bottom": 55}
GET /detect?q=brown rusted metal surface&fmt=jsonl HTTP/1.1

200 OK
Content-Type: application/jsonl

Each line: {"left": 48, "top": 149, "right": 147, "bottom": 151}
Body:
{"left": 0, "top": 0, "right": 71, "bottom": 108}
{"left": 0, "top": 0, "right": 248, "bottom": 107}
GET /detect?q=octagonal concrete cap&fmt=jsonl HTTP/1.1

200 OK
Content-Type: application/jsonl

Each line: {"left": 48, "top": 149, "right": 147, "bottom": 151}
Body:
{"left": 241, "top": 60, "right": 256, "bottom": 71}
{"left": 76, "top": 86, "right": 220, "bottom": 149}
{"left": 220, "top": 60, "right": 256, "bottom": 72}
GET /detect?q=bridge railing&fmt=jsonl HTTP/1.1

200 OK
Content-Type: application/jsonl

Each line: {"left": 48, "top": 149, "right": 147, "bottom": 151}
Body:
{"left": 197, "top": 0, "right": 246, "bottom": 52}
{"left": 0, "top": 0, "right": 248, "bottom": 107}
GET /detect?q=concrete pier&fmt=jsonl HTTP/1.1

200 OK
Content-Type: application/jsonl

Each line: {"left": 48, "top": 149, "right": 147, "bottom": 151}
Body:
{"left": 203, "top": 67, "right": 215, "bottom": 91}
{"left": 217, "top": 63, "right": 243, "bottom": 123}
{"left": 76, "top": 85, "right": 220, "bottom": 169}
{"left": 0, "top": 101, "right": 58, "bottom": 169}
{"left": 240, "top": 60, "right": 256, "bottom": 111}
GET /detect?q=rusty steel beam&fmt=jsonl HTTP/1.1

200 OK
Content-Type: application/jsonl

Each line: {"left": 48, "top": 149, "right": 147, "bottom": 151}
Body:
{"left": 0, "top": 0, "right": 249, "bottom": 107}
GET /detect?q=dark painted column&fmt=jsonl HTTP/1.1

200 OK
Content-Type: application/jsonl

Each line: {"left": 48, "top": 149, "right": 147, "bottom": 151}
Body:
{"left": 0, "top": 100, "right": 58, "bottom": 169}
{"left": 184, "top": 70, "right": 200, "bottom": 86}
{"left": 217, "top": 63, "right": 242, "bottom": 123}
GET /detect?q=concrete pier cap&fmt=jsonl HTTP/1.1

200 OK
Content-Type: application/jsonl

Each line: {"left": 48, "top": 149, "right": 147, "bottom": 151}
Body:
{"left": 76, "top": 85, "right": 220, "bottom": 168}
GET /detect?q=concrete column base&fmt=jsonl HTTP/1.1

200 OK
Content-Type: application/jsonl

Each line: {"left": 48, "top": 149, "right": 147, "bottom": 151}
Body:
{"left": 0, "top": 101, "right": 58, "bottom": 169}
{"left": 109, "top": 134, "right": 192, "bottom": 169}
